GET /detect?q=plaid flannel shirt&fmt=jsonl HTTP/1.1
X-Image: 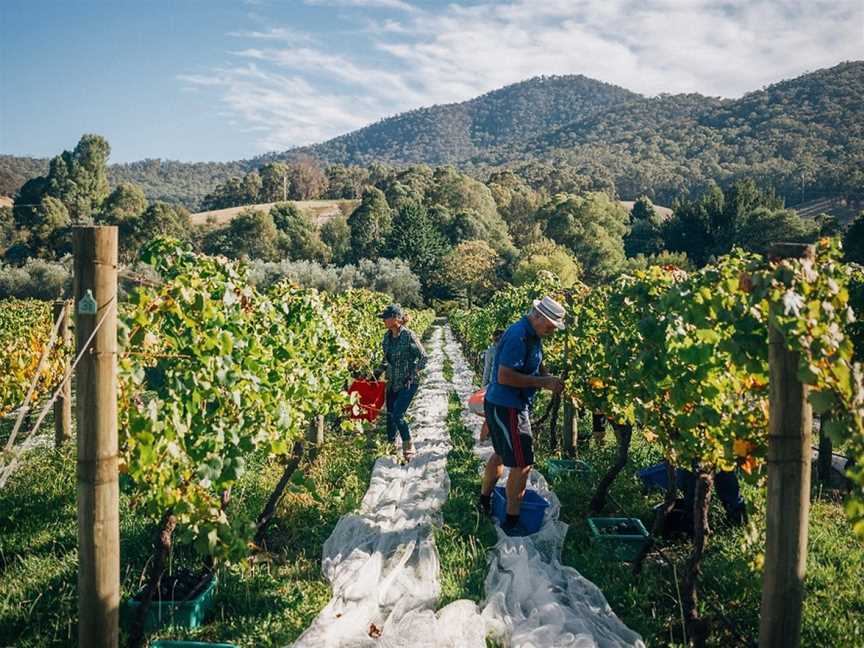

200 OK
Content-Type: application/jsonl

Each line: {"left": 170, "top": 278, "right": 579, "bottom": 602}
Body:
{"left": 381, "top": 327, "right": 427, "bottom": 391}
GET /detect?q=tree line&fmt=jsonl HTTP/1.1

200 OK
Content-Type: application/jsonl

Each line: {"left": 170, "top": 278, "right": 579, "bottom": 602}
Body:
{"left": 1, "top": 134, "right": 862, "bottom": 308}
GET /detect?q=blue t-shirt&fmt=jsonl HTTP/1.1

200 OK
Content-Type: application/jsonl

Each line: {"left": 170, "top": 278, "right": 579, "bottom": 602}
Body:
{"left": 484, "top": 316, "right": 542, "bottom": 410}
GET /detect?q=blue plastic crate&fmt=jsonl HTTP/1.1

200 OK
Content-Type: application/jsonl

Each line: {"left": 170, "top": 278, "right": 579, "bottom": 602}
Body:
{"left": 491, "top": 486, "right": 549, "bottom": 535}
{"left": 638, "top": 462, "right": 686, "bottom": 492}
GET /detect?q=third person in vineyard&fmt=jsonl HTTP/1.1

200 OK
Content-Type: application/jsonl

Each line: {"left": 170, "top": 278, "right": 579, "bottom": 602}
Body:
{"left": 478, "top": 296, "right": 566, "bottom": 535}
{"left": 377, "top": 304, "right": 427, "bottom": 462}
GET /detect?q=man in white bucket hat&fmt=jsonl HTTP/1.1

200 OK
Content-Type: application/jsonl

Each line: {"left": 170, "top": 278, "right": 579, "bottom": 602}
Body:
{"left": 478, "top": 295, "right": 566, "bottom": 535}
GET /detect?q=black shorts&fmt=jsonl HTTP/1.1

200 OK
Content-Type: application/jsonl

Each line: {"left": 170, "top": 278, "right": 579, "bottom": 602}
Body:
{"left": 484, "top": 400, "right": 534, "bottom": 468}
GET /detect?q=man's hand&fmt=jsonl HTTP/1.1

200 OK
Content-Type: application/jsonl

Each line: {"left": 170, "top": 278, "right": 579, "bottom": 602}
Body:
{"left": 543, "top": 376, "right": 565, "bottom": 394}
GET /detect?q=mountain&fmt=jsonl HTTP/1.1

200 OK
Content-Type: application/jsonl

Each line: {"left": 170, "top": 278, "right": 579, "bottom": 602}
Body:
{"left": 290, "top": 75, "right": 639, "bottom": 166}
{"left": 2, "top": 62, "right": 862, "bottom": 208}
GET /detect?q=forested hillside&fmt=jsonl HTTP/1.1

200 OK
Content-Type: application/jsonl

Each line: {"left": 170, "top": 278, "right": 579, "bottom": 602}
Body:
{"left": 2, "top": 62, "right": 862, "bottom": 210}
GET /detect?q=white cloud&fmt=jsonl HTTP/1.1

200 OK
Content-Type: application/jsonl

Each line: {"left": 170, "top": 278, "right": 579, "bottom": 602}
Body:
{"left": 303, "top": 0, "right": 417, "bottom": 12}
{"left": 180, "top": 0, "right": 863, "bottom": 153}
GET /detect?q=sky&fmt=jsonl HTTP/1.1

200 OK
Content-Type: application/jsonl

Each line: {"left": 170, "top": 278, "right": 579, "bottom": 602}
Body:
{"left": 1, "top": 0, "right": 862, "bottom": 163}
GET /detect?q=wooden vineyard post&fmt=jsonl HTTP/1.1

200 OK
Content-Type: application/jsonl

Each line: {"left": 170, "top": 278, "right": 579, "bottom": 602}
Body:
{"left": 53, "top": 299, "right": 72, "bottom": 447}
{"left": 74, "top": 226, "right": 119, "bottom": 648}
{"left": 759, "top": 242, "right": 815, "bottom": 648}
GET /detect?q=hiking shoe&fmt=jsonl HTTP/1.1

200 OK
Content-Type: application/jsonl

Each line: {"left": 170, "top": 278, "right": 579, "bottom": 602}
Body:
{"left": 403, "top": 441, "right": 416, "bottom": 461}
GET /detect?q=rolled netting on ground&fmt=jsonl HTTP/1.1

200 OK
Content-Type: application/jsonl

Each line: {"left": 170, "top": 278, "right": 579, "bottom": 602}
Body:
{"left": 443, "top": 326, "right": 645, "bottom": 648}
{"left": 290, "top": 325, "right": 643, "bottom": 648}
{"left": 290, "top": 326, "right": 488, "bottom": 648}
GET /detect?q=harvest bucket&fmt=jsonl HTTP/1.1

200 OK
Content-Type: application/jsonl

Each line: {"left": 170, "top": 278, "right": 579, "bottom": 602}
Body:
{"left": 468, "top": 387, "right": 486, "bottom": 417}
{"left": 348, "top": 379, "right": 386, "bottom": 422}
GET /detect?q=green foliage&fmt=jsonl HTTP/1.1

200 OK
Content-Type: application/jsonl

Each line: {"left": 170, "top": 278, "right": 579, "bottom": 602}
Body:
{"left": 455, "top": 240, "right": 864, "bottom": 535}
{"left": 100, "top": 181, "right": 148, "bottom": 224}
{"left": 270, "top": 202, "right": 330, "bottom": 263}
{"left": 348, "top": 187, "right": 392, "bottom": 262}
{"left": 384, "top": 201, "right": 451, "bottom": 300}
{"left": 539, "top": 192, "right": 629, "bottom": 282}
{"left": 247, "top": 257, "right": 423, "bottom": 307}
{"left": 664, "top": 180, "right": 815, "bottom": 265}
{"left": 203, "top": 208, "right": 281, "bottom": 261}
{"left": 0, "top": 256, "right": 71, "bottom": 300}
{"left": 319, "top": 215, "right": 351, "bottom": 265}
{"left": 441, "top": 239, "right": 501, "bottom": 305}
{"left": 624, "top": 196, "right": 665, "bottom": 257}
{"left": 108, "top": 200, "right": 191, "bottom": 262}
{"left": 0, "top": 299, "right": 67, "bottom": 417}
{"left": 513, "top": 238, "right": 582, "bottom": 288}
{"left": 118, "top": 239, "right": 356, "bottom": 561}
{"left": 622, "top": 250, "right": 694, "bottom": 273}
{"left": 845, "top": 212, "right": 864, "bottom": 265}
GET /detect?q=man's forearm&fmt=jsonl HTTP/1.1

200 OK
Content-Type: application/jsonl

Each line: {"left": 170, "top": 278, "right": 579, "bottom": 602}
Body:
{"left": 497, "top": 365, "right": 547, "bottom": 389}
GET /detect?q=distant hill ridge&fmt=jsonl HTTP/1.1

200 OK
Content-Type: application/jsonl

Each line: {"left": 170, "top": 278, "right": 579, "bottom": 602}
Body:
{"left": 1, "top": 62, "right": 861, "bottom": 208}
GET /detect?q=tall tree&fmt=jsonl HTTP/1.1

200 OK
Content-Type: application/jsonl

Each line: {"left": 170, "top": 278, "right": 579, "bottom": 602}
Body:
{"left": 384, "top": 201, "right": 451, "bottom": 299}
{"left": 203, "top": 209, "right": 279, "bottom": 260}
{"left": 288, "top": 158, "right": 327, "bottom": 200}
{"left": 844, "top": 211, "right": 864, "bottom": 264}
{"left": 348, "top": 187, "right": 392, "bottom": 261}
{"left": 442, "top": 240, "right": 501, "bottom": 305}
{"left": 625, "top": 196, "right": 666, "bottom": 257}
{"left": 270, "top": 202, "right": 329, "bottom": 262}
{"left": 539, "top": 192, "right": 629, "bottom": 283}
{"left": 100, "top": 182, "right": 148, "bottom": 224}
{"left": 513, "top": 239, "right": 582, "bottom": 288}
{"left": 260, "top": 162, "right": 290, "bottom": 202}
{"left": 320, "top": 215, "right": 351, "bottom": 265}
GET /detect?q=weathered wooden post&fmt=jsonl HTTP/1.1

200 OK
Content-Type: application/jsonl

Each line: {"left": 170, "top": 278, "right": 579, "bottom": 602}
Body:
{"left": 74, "top": 226, "right": 119, "bottom": 648}
{"left": 759, "top": 242, "right": 814, "bottom": 648}
{"left": 53, "top": 299, "right": 72, "bottom": 447}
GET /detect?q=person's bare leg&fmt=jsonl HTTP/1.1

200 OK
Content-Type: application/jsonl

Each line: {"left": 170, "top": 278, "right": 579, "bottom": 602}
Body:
{"left": 505, "top": 465, "right": 532, "bottom": 516}
{"left": 482, "top": 454, "right": 503, "bottom": 496}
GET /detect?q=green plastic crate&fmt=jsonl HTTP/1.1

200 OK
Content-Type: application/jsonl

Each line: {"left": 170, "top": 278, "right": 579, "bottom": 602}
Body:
{"left": 587, "top": 517, "right": 650, "bottom": 561}
{"left": 151, "top": 643, "right": 237, "bottom": 648}
{"left": 123, "top": 574, "right": 216, "bottom": 633}
{"left": 545, "top": 458, "right": 592, "bottom": 480}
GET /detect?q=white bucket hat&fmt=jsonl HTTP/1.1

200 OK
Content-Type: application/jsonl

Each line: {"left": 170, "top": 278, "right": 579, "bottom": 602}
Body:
{"left": 532, "top": 296, "right": 566, "bottom": 330}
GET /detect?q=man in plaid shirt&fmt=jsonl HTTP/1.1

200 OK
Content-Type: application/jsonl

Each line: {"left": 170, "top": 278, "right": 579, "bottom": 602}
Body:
{"left": 377, "top": 303, "right": 427, "bottom": 461}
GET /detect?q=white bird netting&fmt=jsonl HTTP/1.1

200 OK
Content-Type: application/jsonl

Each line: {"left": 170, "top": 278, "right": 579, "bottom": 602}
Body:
{"left": 290, "top": 325, "right": 643, "bottom": 648}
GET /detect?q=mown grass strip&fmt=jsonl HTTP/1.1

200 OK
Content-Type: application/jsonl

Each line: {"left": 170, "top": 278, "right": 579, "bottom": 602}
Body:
{"left": 436, "top": 392, "right": 497, "bottom": 607}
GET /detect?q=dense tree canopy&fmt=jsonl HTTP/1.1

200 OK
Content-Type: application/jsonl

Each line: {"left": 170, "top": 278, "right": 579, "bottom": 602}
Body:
{"left": 539, "top": 192, "right": 629, "bottom": 282}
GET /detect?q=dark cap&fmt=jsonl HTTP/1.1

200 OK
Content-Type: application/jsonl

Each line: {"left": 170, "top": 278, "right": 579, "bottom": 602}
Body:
{"left": 379, "top": 303, "right": 404, "bottom": 320}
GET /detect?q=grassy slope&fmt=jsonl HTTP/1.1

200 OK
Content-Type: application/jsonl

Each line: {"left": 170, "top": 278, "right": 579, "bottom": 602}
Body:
{"left": 188, "top": 199, "right": 359, "bottom": 227}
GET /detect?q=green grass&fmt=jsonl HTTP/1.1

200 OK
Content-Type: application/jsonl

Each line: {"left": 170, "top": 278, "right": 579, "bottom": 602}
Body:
{"left": 442, "top": 355, "right": 454, "bottom": 382}
{"left": 0, "top": 427, "right": 378, "bottom": 647}
{"left": 529, "top": 416, "right": 864, "bottom": 647}
{"left": 436, "top": 393, "right": 497, "bottom": 606}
